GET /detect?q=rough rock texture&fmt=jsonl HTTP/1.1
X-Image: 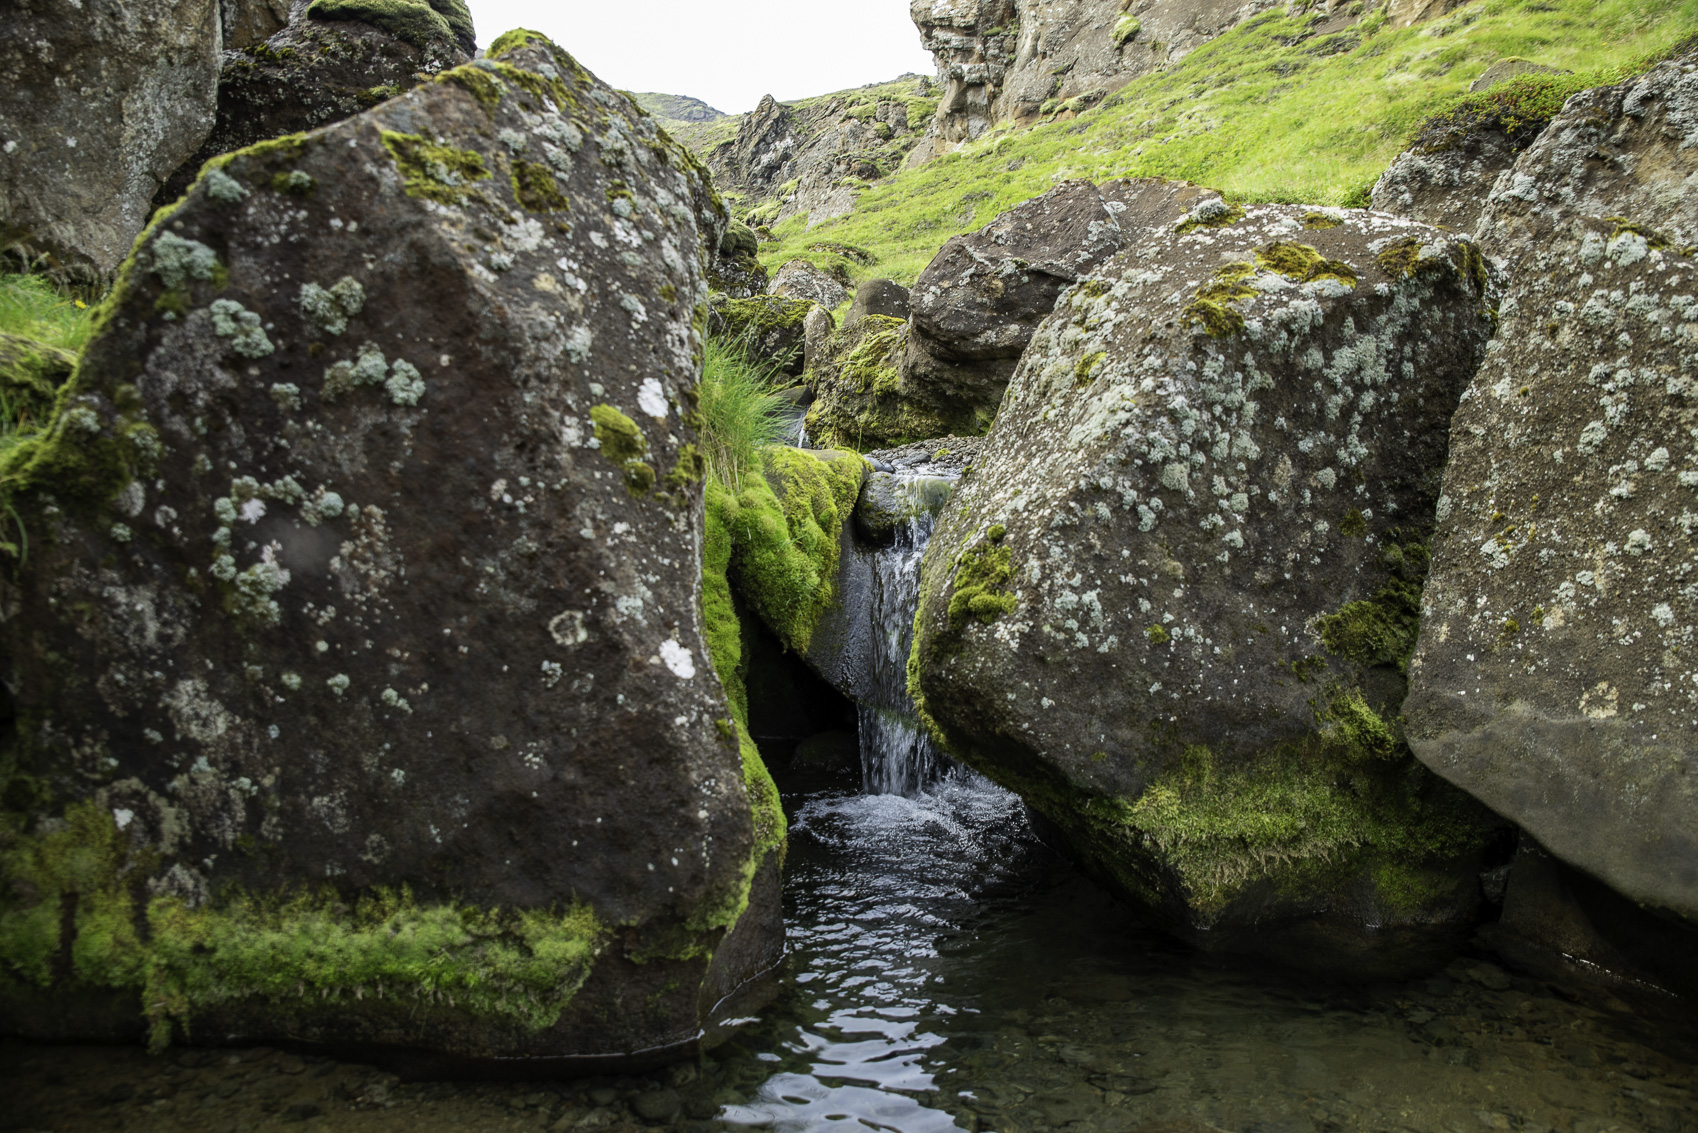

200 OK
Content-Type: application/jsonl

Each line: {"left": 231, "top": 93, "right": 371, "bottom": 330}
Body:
{"left": 155, "top": 8, "right": 469, "bottom": 210}
{"left": 1475, "top": 57, "right": 1698, "bottom": 274}
{"left": 703, "top": 80, "right": 937, "bottom": 230}
{"left": 1385, "top": 0, "right": 1467, "bottom": 28}
{"left": 0, "top": 0, "right": 222, "bottom": 283}
{"left": 1370, "top": 115, "right": 1529, "bottom": 236}
{"left": 221, "top": 0, "right": 293, "bottom": 52}
{"left": 708, "top": 220, "right": 768, "bottom": 298}
{"left": 908, "top": 200, "right": 1504, "bottom": 974}
{"left": 769, "top": 260, "right": 850, "bottom": 310}
{"left": 805, "top": 179, "right": 1215, "bottom": 451}
{"left": 0, "top": 32, "right": 780, "bottom": 1064}
{"left": 1404, "top": 215, "right": 1698, "bottom": 924}
{"left": 848, "top": 279, "right": 911, "bottom": 324}
{"left": 708, "top": 295, "right": 814, "bottom": 375}
{"left": 909, "top": 0, "right": 1286, "bottom": 151}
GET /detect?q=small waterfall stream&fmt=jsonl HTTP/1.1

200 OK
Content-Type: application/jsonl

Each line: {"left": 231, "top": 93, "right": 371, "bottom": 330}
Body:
{"left": 857, "top": 475, "right": 951, "bottom": 796}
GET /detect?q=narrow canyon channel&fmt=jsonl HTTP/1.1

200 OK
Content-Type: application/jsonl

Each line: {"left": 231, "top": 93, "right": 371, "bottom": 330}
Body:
{"left": 6, "top": 473, "right": 1697, "bottom": 1133}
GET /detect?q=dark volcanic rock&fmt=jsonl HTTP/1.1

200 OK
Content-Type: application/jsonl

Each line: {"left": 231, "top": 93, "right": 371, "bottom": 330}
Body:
{"left": 1370, "top": 116, "right": 1527, "bottom": 236}
{"left": 1404, "top": 212, "right": 1698, "bottom": 925}
{"left": 0, "top": 0, "right": 222, "bottom": 283}
{"left": 0, "top": 32, "right": 778, "bottom": 1063}
{"left": 848, "top": 279, "right": 911, "bottom": 324}
{"left": 708, "top": 294, "right": 814, "bottom": 375}
{"left": 908, "top": 199, "right": 1504, "bottom": 975}
{"left": 154, "top": 9, "right": 469, "bottom": 211}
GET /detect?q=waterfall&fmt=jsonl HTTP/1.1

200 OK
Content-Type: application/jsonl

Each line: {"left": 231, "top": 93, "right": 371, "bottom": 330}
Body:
{"left": 858, "top": 474, "right": 953, "bottom": 797}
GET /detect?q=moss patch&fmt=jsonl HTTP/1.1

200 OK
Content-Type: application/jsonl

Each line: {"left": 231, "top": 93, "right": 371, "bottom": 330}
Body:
{"left": 512, "top": 161, "right": 569, "bottom": 212}
{"left": 589, "top": 404, "right": 654, "bottom": 495}
{"left": 1182, "top": 262, "right": 1256, "bottom": 338}
{"left": 380, "top": 131, "right": 490, "bottom": 207}
{"left": 0, "top": 803, "right": 605, "bottom": 1051}
{"left": 1315, "top": 537, "right": 1428, "bottom": 673}
{"left": 1256, "top": 241, "right": 1357, "bottom": 287}
{"left": 947, "top": 524, "right": 1017, "bottom": 628}
{"left": 305, "top": 0, "right": 456, "bottom": 51}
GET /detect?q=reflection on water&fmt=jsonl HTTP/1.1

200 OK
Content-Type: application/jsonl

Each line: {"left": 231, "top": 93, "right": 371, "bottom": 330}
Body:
{"left": 717, "top": 767, "right": 1698, "bottom": 1133}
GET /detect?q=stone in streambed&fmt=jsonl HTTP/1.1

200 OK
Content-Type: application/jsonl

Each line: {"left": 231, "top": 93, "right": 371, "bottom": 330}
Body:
{"left": 0, "top": 30, "right": 779, "bottom": 1063}
{"left": 908, "top": 197, "right": 1504, "bottom": 976}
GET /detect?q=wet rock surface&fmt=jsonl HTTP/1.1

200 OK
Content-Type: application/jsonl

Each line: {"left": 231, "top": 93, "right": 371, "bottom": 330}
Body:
{"left": 154, "top": 8, "right": 470, "bottom": 210}
{"left": 908, "top": 198, "right": 1505, "bottom": 973}
{"left": 1405, "top": 210, "right": 1698, "bottom": 924}
{"left": 0, "top": 0, "right": 222, "bottom": 282}
{"left": 0, "top": 32, "right": 773, "bottom": 1061}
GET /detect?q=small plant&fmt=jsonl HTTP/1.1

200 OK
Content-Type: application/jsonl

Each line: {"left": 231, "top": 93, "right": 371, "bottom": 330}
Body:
{"left": 695, "top": 336, "right": 790, "bottom": 490}
{"left": 0, "top": 272, "right": 93, "bottom": 352}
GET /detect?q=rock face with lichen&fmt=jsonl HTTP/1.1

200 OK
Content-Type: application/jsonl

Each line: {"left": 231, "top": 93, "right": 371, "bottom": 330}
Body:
{"left": 154, "top": 2, "right": 472, "bottom": 210}
{"left": 907, "top": 196, "right": 1505, "bottom": 974}
{"left": 0, "top": 0, "right": 222, "bottom": 283}
{"left": 805, "top": 179, "right": 1213, "bottom": 451}
{"left": 0, "top": 31, "right": 783, "bottom": 1064}
{"left": 1404, "top": 60, "right": 1698, "bottom": 927}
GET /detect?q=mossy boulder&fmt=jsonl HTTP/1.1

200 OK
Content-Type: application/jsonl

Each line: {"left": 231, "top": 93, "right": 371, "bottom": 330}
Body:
{"left": 1405, "top": 217, "right": 1698, "bottom": 927}
{"left": 908, "top": 198, "right": 1504, "bottom": 976}
{"left": 0, "top": 32, "right": 778, "bottom": 1065}
{"left": 803, "top": 314, "right": 993, "bottom": 451}
{"left": 0, "top": 334, "right": 76, "bottom": 430}
{"left": 153, "top": 3, "right": 470, "bottom": 210}
{"left": 707, "top": 294, "right": 813, "bottom": 375}
{"left": 0, "top": 0, "right": 222, "bottom": 284}
{"left": 707, "top": 220, "right": 768, "bottom": 298}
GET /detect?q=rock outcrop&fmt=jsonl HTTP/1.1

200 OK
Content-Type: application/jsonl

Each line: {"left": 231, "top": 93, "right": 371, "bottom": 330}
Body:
{"left": 1406, "top": 58, "right": 1698, "bottom": 927}
{"left": 769, "top": 259, "right": 850, "bottom": 310}
{"left": 909, "top": 0, "right": 1286, "bottom": 151}
{"left": 907, "top": 197, "right": 1504, "bottom": 974}
{"left": 154, "top": 1, "right": 471, "bottom": 209}
{"left": 805, "top": 179, "right": 1213, "bottom": 451}
{"left": 703, "top": 78, "right": 939, "bottom": 230}
{"left": 0, "top": 31, "right": 782, "bottom": 1064}
{"left": 0, "top": 0, "right": 223, "bottom": 283}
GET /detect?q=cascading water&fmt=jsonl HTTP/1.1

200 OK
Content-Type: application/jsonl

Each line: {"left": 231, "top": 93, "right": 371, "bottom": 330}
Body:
{"left": 857, "top": 474, "right": 953, "bottom": 796}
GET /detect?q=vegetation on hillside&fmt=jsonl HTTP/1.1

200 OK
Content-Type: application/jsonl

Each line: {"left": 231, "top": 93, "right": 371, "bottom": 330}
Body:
{"left": 0, "top": 273, "right": 93, "bottom": 353}
{"left": 750, "top": 0, "right": 1698, "bottom": 285}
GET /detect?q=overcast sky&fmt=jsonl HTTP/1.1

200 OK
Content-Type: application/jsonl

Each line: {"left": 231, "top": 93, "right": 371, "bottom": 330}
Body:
{"left": 470, "top": 0, "right": 938, "bottom": 115}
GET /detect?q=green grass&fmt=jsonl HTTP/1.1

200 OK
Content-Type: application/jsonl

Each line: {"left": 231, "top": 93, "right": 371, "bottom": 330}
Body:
{"left": 752, "top": 0, "right": 1698, "bottom": 286}
{"left": 695, "top": 336, "right": 791, "bottom": 490}
{"left": 0, "top": 273, "right": 93, "bottom": 352}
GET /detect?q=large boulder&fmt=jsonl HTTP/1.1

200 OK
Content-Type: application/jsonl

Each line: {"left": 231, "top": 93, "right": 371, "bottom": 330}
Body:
{"left": 805, "top": 178, "right": 1215, "bottom": 451}
{"left": 1474, "top": 55, "right": 1698, "bottom": 273}
{"left": 707, "top": 294, "right": 813, "bottom": 375}
{"left": 0, "top": 0, "right": 222, "bottom": 283}
{"left": 154, "top": 3, "right": 471, "bottom": 210}
{"left": 1404, "top": 218, "right": 1698, "bottom": 924}
{"left": 769, "top": 259, "right": 849, "bottom": 310}
{"left": 907, "top": 200, "right": 1504, "bottom": 975}
{"left": 0, "top": 31, "right": 780, "bottom": 1063}
{"left": 708, "top": 219, "right": 768, "bottom": 298}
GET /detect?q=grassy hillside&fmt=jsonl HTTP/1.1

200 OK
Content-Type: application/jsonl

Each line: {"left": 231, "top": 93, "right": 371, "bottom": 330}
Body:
{"left": 756, "top": 0, "right": 1698, "bottom": 286}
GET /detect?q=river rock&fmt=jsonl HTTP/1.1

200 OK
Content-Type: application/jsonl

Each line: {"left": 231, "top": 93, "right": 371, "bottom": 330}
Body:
{"left": 770, "top": 259, "right": 850, "bottom": 310}
{"left": 0, "top": 31, "right": 781, "bottom": 1063}
{"left": 1475, "top": 55, "right": 1698, "bottom": 274}
{"left": 1404, "top": 212, "right": 1698, "bottom": 925}
{"left": 154, "top": 3, "right": 470, "bottom": 209}
{"left": 908, "top": 201, "right": 1504, "bottom": 974}
{"left": 0, "top": 0, "right": 222, "bottom": 283}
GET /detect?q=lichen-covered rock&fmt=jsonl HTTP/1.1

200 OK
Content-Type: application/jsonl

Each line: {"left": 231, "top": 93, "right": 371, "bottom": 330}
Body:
{"left": 0, "top": 0, "right": 222, "bottom": 283}
{"left": 1404, "top": 213, "right": 1698, "bottom": 925}
{"left": 0, "top": 31, "right": 779, "bottom": 1063}
{"left": 1475, "top": 55, "right": 1698, "bottom": 274}
{"left": 708, "top": 220, "right": 768, "bottom": 298}
{"left": 907, "top": 200, "right": 1504, "bottom": 974}
{"left": 769, "top": 259, "right": 850, "bottom": 310}
{"left": 803, "top": 314, "right": 991, "bottom": 451}
{"left": 220, "top": 0, "right": 292, "bottom": 52}
{"left": 154, "top": 6, "right": 469, "bottom": 210}
{"left": 1370, "top": 112, "right": 1528, "bottom": 236}
{"left": 708, "top": 294, "right": 813, "bottom": 375}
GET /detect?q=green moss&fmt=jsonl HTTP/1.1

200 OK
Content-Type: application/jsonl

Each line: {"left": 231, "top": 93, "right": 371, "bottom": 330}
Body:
{"left": 487, "top": 27, "right": 548, "bottom": 58}
{"left": 1339, "top": 508, "right": 1367, "bottom": 537}
{"left": 512, "top": 161, "right": 569, "bottom": 212}
{"left": 1301, "top": 211, "right": 1344, "bottom": 229}
{"left": 1256, "top": 241, "right": 1356, "bottom": 287}
{"left": 1146, "top": 623, "right": 1170, "bottom": 645}
{"left": 1175, "top": 204, "right": 1246, "bottom": 234}
{"left": 589, "top": 404, "right": 654, "bottom": 495}
{"left": 1073, "top": 350, "right": 1106, "bottom": 387}
{"left": 1113, "top": 14, "right": 1142, "bottom": 46}
{"left": 947, "top": 524, "right": 1017, "bottom": 628}
{"left": 1182, "top": 262, "right": 1256, "bottom": 337}
{"left": 0, "top": 334, "right": 75, "bottom": 430}
{"left": 305, "top": 0, "right": 457, "bottom": 51}
{"left": 380, "top": 131, "right": 490, "bottom": 207}
{"left": 1, "top": 802, "right": 606, "bottom": 1051}
{"left": 1322, "top": 687, "right": 1398, "bottom": 761}
{"left": 1316, "top": 539, "right": 1428, "bottom": 673}
{"left": 270, "top": 170, "right": 315, "bottom": 197}
{"left": 718, "top": 448, "right": 864, "bottom": 652}
{"left": 440, "top": 64, "right": 502, "bottom": 111}
{"left": 1375, "top": 235, "right": 1476, "bottom": 283}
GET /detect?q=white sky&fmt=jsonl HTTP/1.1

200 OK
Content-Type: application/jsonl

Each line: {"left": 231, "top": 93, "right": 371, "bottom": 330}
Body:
{"left": 470, "top": 0, "right": 938, "bottom": 115}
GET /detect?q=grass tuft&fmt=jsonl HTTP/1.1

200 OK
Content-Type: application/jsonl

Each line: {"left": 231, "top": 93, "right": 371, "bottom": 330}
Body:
{"left": 695, "top": 336, "right": 790, "bottom": 491}
{"left": 0, "top": 273, "right": 94, "bottom": 353}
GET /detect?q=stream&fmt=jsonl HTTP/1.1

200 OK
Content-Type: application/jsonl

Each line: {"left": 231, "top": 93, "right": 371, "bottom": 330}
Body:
{"left": 5, "top": 475, "right": 1698, "bottom": 1132}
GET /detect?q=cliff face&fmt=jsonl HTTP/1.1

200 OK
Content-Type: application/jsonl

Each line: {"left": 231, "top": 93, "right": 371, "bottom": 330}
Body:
{"left": 907, "top": 0, "right": 1463, "bottom": 159}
